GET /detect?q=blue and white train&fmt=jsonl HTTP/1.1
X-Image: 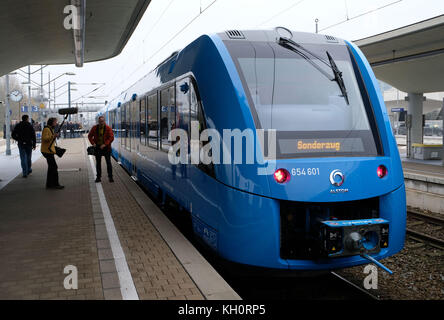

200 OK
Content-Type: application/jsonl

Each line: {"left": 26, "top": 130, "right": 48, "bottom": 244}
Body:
{"left": 99, "top": 28, "right": 406, "bottom": 271}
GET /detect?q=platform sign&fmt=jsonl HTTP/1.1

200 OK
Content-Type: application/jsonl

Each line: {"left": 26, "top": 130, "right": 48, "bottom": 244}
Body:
{"left": 21, "top": 106, "right": 29, "bottom": 113}
{"left": 31, "top": 106, "right": 39, "bottom": 112}
{"left": 391, "top": 108, "right": 405, "bottom": 113}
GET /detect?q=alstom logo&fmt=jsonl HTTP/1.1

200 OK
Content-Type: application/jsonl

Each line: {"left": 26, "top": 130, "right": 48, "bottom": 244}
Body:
{"left": 330, "top": 169, "right": 345, "bottom": 187}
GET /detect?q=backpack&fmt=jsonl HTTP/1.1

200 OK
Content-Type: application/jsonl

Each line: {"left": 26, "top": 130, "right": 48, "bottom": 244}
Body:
{"left": 11, "top": 123, "right": 21, "bottom": 141}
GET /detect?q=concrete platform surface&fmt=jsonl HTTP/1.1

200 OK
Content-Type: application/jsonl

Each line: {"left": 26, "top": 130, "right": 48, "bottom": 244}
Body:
{"left": 0, "top": 138, "right": 239, "bottom": 300}
{"left": 402, "top": 160, "right": 444, "bottom": 215}
{"left": 402, "top": 161, "right": 444, "bottom": 176}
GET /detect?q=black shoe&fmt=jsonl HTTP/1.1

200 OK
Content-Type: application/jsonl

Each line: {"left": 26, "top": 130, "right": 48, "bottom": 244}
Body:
{"left": 23, "top": 175, "right": 28, "bottom": 178}
{"left": 95, "top": 177, "right": 101, "bottom": 183}
{"left": 109, "top": 177, "right": 114, "bottom": 183}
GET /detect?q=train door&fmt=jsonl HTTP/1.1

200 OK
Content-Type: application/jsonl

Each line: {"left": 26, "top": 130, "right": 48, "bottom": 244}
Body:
{"left": 123, "top": 102, "right": 131, "bottom": 169}
{"left": 116, "top": 109, "right": 121, "bottom": 158}
{"left": 127, "top": 102, "right": 132, "bottom": 153}
{"left": 130, "top": 99, "right": 138, "bottom": 177}
{"left": 147, "top": 93, "right": 159, "bottom": 150}
{"left": 174, "top": 77, "right": 193, "bottom": 207}
{"left": 120, "top": 104, "right": 125, "bottom": 161}
{"left": 160, "top": 85, "right": 175, "bottom": 152}
{"left": 139, "top": 95, "right": 148, "bottom": 154}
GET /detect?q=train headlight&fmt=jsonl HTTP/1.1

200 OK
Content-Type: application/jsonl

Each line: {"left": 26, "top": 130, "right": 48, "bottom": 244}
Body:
{"left": 274, "top": 169, "right": 290, "bottom": 184}
{"left": 377, "top": 165, "right": 388, "bottom": 178}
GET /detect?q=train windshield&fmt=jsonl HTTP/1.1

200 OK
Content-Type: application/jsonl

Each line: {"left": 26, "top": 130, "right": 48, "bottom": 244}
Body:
{"left": 224, "top": 40, "right": 382, "bottom": 159}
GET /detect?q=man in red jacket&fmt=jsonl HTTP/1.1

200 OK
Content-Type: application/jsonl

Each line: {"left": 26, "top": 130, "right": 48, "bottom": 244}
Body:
{"left": 88, "top": 116, "right": 115, "bottom": 183}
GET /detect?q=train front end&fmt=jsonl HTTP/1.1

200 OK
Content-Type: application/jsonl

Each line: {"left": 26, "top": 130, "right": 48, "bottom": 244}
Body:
{"left": 208, "top": 29, "right": 406, "bottom": 270}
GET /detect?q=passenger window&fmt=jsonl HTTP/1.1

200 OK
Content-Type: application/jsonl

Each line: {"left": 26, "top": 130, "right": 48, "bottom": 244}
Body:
{"left": 122, "top": 105, "right": 127, "bottom": 148}
{"left": 148, "top": 93, "right": 158, "bottom": 149}
{"left": 190, "top": 81, "right": 205, "bottom": 136}
{"left": 125, "top": 103, "right": 131, "bottom": 150}
{"left": 160, "top": 86, "right": 175, "bottom": 151}
{"left": 189, "top": 80, "right": 214, "bottom": 177}
{"left": 120, "top": 107, "right": 124, "bottom": 146}
{"left": 131, "top": 100, "right": 137, "bottom": 151}
{"left": 176, "top": 78, "right": 191, "bottom": 136}
{"left": 140, "top": 97, "right": 147, "bottom": 146}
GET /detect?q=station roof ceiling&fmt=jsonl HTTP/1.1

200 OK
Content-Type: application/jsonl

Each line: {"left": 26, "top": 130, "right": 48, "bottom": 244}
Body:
{"left": 354, "top": 15, "right": 444, "bottom": 93}
{"left": 0, "top": 0, "right": 151, "bottom": 76}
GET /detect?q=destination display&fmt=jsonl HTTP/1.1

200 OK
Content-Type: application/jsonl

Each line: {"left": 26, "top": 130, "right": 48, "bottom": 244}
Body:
{"left": 279, "top": 138, "right": 365, "bottom": 154}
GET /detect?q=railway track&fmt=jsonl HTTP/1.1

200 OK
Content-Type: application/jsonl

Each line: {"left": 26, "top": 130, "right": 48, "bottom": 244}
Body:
{"left": 406, "top": 210, "right": 444, "bottom": 250}
{"left": 330, "top": 271, "right": 380, "bottom": 300}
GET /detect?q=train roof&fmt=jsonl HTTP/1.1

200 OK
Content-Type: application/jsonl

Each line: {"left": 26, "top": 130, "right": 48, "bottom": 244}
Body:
{"left": 217, "top": 28, "right": 346, "bottom": 46}
{"left": 99, "top": 28, "right": 347, "bottom": 115}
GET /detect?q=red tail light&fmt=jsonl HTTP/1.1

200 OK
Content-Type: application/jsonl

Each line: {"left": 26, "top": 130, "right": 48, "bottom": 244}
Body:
{"left": 274, "top": 169, "right": 290, "bottom": 184}
{"left": 377, "top": 165, "right": 387, "bottom": 178}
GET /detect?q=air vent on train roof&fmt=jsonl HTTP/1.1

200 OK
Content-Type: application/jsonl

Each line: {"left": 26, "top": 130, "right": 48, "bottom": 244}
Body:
{"left": 325, "top": 35, "right": 338, "bottom": 43}
{"left": 226, "top": 30, "right": 245, "bottom": 39}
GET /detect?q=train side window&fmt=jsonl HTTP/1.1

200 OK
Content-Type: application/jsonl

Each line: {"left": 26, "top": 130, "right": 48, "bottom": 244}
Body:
{"left": 160, "top": 86, "right": 176, "bottom": 152}
{"left": 190, "top": 81, "right": 206, "bottom": 136}
{"left": 123, "top": 104, "right": 129, "bottom": 149}
{"left": 129, "top": 102, "right": 133, "bottom": 151}
{"left": 116, "top": 109, "right": 119, "bottom": 137}
{"left": 190, "top": 80, "right": 214, "bottom": 177}
{"left": 176, "top": 78, "right": 191, "bottom": 136}
{"left": 120, "top": 107, "right": 124, "bottom": 146}
{"left": 125, "top": 103, "right": 131, "bottom": 150}
{"left": 140, "top": 97, "right": 147, "bottom": 146}
{"left": 148, "top": 93, "right": 159, "bottom": 149}
{"left": 122, "top": 105, "right": 127, "bottom": 148}
{"left": 131, "top": 100, "right": 138, "bottom": 151}
{"left": 190, "top": 84, "right": 198, "bottom": 126}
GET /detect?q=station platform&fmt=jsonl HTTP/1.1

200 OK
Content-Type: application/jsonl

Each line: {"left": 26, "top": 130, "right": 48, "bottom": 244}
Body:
{"left": 402, "top": 160, "right": 444, "bottom": 178}
{"left": 402, "top": 160, "right": 444, "bottom": 215}
{"left": 0, "top": 138, "right": 240, "bottom": 300}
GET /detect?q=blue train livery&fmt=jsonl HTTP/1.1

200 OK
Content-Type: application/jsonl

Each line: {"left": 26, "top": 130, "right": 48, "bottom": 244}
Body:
{"left": 98, "top": 28, "right": 406, "bottom": 271}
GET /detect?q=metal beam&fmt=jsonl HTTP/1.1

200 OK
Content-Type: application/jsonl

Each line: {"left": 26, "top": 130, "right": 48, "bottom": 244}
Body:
{"left": 71, "top": 0, "right": 86, "bottom": 67}
{"left": 370, "top": 47, "right": 444, "bottom": 67}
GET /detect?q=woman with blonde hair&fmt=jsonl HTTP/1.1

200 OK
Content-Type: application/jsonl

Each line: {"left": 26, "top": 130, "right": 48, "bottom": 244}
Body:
{"left": 41, "top": 118, "right": 64, "bottom": 190}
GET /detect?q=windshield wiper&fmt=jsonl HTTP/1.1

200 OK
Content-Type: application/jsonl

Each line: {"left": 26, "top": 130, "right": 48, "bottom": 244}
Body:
{"left": 277, "top": 37, "right": 350, "bottom": 105}
{"left": 326, "top": 51, "right": 349, "bottom": 105}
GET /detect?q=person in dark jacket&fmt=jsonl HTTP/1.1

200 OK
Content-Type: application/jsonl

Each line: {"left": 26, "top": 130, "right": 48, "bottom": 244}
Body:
{"left": 11, "top": 115, "right": 36, "bottom": 178}
{"left": 88, "top": 116, "right": 115, "bottom": 183}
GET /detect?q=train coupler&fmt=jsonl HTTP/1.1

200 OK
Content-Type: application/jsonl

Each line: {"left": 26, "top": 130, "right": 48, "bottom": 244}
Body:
{"left": 319, "top": 218, "right": 390, "bottom": 259}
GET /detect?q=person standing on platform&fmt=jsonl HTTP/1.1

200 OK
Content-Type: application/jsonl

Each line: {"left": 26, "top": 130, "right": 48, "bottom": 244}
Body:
{"left": 41, "top": 118, "right": 64, "bottom": 190}
{"left": 11, "top": 115, "right": 36, "bottom": 178}
{"left": 88, "top": 116, "right": 114, "bottom": 183}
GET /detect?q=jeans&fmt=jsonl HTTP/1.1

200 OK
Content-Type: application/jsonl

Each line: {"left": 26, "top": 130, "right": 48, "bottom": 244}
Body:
{"left": 18, "top": 145, "right": 33, "bottom": 176}
{"left": 42, "top": 153, "right": 60, "bottom": 187}
{"left": 95, "top": 148, "right": 113, "bottom": 179}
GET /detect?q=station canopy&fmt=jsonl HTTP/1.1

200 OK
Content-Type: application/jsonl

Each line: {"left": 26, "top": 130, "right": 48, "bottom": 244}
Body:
{"left": 354, "top": 15, "right": 444, "bottom": 93}
{"left": 0, "top": 0, "right": 151, "bottom": 76}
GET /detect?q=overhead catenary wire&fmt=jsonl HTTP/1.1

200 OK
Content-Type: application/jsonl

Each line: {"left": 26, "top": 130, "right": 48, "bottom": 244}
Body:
{"left": 101, "top": 0, "right": 403, "bottom": 101}
{"left": 103, "top": 0, "right": 178, "bottom": 97}
{"left": 257, "top": 0, "right": 306, "bottom": 27}
{"left": 104, "top": 0, "right": 218, "bottom": 98}
{"left": 71, "top": 83, "right": 107, "bottom": 103}
{"left": 319, "top": 0, "right": 403, "bottom": 32}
